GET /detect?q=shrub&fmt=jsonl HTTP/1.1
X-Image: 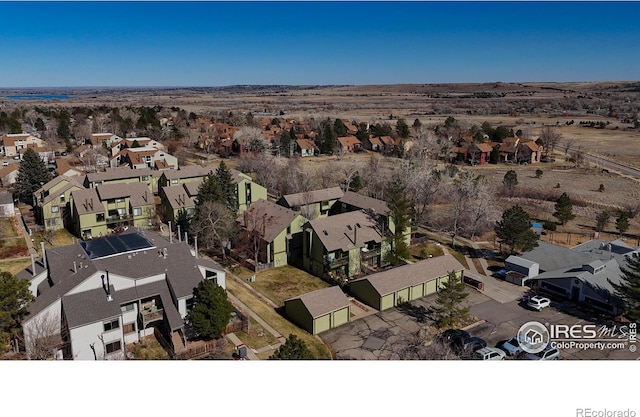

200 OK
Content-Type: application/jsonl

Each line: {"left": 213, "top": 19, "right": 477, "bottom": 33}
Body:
{"left": 542, "top": 221, "right": 557, "bottom": 231}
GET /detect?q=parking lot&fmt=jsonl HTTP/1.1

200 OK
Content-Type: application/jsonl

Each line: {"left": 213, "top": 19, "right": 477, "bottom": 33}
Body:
{"left": 321, "top": 276, "right": 640, "bottom": 360}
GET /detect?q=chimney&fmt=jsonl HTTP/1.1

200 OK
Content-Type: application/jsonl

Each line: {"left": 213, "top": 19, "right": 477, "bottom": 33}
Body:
{"left": 184, "top": 231, "right": 188, "bottom": 243}
{"left": 163, "top": 248, "right": 168, "bottom": 259}
{"left": 177, "top": 225, "right": 181, "bottom": 242}
{"left": 40, "top": 242, "right": 47, "bottom": 269}
{"left": 144, "top": 190, "right": 148, "bottom": 202}
{"left": 168, "top": 221, "right": 172, "bottom": 243}
{"left": 354, "top": 224, "right": 358, "bottom": 247}
{"left": 73, "top": 261, "right": 77, "bottom": 273}
{"left": 106, "top": 270, "right": 113, "bottom": 301}
{"left": 194, "top": 235, "right": 198, "bottom": 259}
{"left": 30, "top": 253, "right": 36, "bottom": 277}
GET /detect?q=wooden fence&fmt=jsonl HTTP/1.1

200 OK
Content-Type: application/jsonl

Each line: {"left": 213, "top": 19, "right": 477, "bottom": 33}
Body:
{"left": 175, "top": 338, "right": 227, "bottom": 360}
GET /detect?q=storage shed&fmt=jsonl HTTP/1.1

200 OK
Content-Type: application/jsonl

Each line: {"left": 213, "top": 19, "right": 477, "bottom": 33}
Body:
{"left": 505, "top": 255, "right": 540, "bottom": 285}
{"left": 284, "top": 286, "right": 351, "bottom": 334}
{"left": 348, "top": 255, "right": 464, "bottom": 311}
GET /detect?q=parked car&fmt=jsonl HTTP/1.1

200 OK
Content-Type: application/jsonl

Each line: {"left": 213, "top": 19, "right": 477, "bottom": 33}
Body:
{"left": 524, "top": 345, "right": 560, "bottom": 360}
{"left": 456, "top": 336, "right": 487, "bottom": 356}
{"left": 528, "top": 295, "right": 551, "bottom": 311}
{"left": 436, "top": 329, "right": 470, "bottom": 346}
{"left": 473, "top": 347, "right": 506, "bottom": 360}
{"left": 498, "top": 336, "right": 525, "bottom": 357}
{"left": 2, "top": 161, "right": 8, "bottom": 166}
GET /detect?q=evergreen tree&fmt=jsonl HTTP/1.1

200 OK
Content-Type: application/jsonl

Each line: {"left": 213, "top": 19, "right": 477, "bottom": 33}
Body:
{"left": 553, "top": 192, "right": 575, "bottom": 225}
{"left": 396, "top": 118, "right": 410, "bottom": 139}
{"left": 0, "top": 271, "right": 35, "bottom": 346}
{"left": 384, "top": 175, "right": 412, "bottom": 265}
{"left": 187, "top": 279, "right": 233, "bottom": 340}
{"left": 34, "top": 117, "right": 46, "bottom": 132}
{"left": 616, "top": 212, "right": 630, "bottom": 235}
{"left": 494, "top": 205, "right": 539, "bottom": 254}
{"left": 413, "top": 118, "right": 422, "bottom": 129}
{"left": 595, "top": 211, "right": 610, "bottom": 232}
{"left": 502, "top": 170, "right": 518, "bottom": 191}
{"left": 333, "top": 118, "right": 347, "bottom": 137}
{"left": 196, "top": 171, "right": 223, "bottom": 206}
{"left": 216, "top": 161, "right": 238, "bottom": 213}
{"left": 355, "top": 122, "right": 370, "bottom": 149}
{"left": 279, "top": 130, "right": 293, "bottom": 157}
{"left": 608, "top": 253, "right": 640, "bottom": 322}
{"left": 269, "top": 334, "right": 314, "bottom": 360}
{"left": 15, "top": 148, "right": 53, "bottom": 202}
{"left": 318, "top": 119, "right": 336, "bottom": 154}
{"left": 55, "top": 109, "right": 71, "bottom": 140}
{"left": 433, "top": 272, "right": 470, "bottom": 328}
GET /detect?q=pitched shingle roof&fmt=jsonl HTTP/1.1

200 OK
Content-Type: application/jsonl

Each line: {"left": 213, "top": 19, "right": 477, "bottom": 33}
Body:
{"left": 338, "top": 136, "right": 361, "bottom": 148}
{"left": 285, "top": 286, "right": 350, "bottom": 318}
{"left": 240, "top": 199, "right": 302, "bottom": 243}
{"left": 86, "top": 167, "right": 156, "bottom": 183}
{"left": 161, "top": 165, "right": 211, "bottom": 181}
{"left": 308, "top": 210, "right": 382, "bottom": 252}
{"left": 162, "top": 184, "right": 197, "bottom": 211}
{"left": 71, "top": 188, "right": 104, "bottom": 215}
{"left": 281, "top": 187, "right": 344, "bottom": 207}
{"left": 338, "top": 191, "right": 389, "bottom": 215}
{"left": 350, "top": 255, "right": 464, "bottom": 296}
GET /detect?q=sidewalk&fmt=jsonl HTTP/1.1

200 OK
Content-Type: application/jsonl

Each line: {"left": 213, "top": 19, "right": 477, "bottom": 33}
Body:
{"left": 225, "top": 333, "right": 260, "bottom": 360}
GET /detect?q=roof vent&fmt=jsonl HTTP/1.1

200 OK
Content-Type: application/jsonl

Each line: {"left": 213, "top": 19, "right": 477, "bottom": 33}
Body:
{"left": 322, "top": 230, "right": 328, "bottom": 236}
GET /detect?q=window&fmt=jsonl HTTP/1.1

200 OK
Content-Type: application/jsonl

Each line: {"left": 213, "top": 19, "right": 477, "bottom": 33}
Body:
{"left": 171, "top": 179, "right": 178, "bottom": 184}
{"left": 133, "top": 207, "right": 142, "bottom": 216}
{"left": 59, "top": 194, "right": 65, "bottom": 202}
{"left": 117, "top": 208, "right": 125, "bottom": 215}
{"left": 103, "top": 319, "right": 120, "bottom": 332}
{"left": 96, "top": 213, "right": 105, "bottom": 222}
{"left": 141, "top": 175, "right": 149, "bottom": 181}
{"left": 107, "top": 199, "right": 115, "bottom": 204}
{"left": 120, "top": 303, "right": 134, "bottom": 312}
{"left": 105, "top": 341, "right": 121, "bottom": 354}
{"left": 51, "top": 205, "right": 59, "bottom": 213}
{"left": 123, "top": 323, "right": 135, "bottom": 334}
{"left": 115, "top": 198, "right": 125, "bottom": 203}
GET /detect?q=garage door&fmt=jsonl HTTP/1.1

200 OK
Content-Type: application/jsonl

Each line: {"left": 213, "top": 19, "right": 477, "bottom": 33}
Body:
{"left": 396, "top": 288, "right": 409, "bottom": 305}
{"left": 425, "top": 279, "right": 437, "bottom": 295}
{"left": 332, "top": 307, "right": 349, "bottom": 327}
{"left": 410, "top": 284, "right": 424, "bottom": 300}
{"left": 314, "top": 314, "right": 331, "bottom": 334}
{"left": 381, "top": 294, "right": 394, "bottom": 311}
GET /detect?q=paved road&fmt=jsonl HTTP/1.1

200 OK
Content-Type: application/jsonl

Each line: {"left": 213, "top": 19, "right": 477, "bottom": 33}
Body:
{"left": 566, "top": 147, "right": 640, "bottom": 180}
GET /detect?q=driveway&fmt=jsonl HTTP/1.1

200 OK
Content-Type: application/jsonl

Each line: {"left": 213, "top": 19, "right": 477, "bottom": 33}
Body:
{"left": 321, "top": 285, "right": 640, "bottom": 360}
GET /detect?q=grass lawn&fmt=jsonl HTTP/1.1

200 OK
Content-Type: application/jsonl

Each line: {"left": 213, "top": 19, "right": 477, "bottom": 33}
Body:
{"left": 245, "top": 265, "right": 330, "bottom": 307}
{"left": 226, "top": 278, "right": 332, "bottom": 359}
{"left": 0, "top": 257, "right": 32, "bottom": 276}
{"left": 407, "top": 242, "right": 445, "bottom": 262}
{"left": 32, "top": 229, "right": 76, "bottom": 249}
{"left": 128, "top": 336, "right": 170, "bottom": 360}
{"left": 0, "top": 218, "right": 15, "bottom": 238}
{"left": 233, "top": 317, "right": 280, "bottom": 350}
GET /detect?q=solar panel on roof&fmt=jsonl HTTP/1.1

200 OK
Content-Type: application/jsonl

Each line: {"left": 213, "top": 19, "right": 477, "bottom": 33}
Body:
{"left": 81, "top": 233, "right": 155, "bottom": 259}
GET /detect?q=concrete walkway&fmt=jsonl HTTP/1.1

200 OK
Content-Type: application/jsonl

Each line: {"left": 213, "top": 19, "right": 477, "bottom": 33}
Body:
{"left": 225, "top": 333, "right": 260, "bottom": 360}
{"left": 15, "top": 207, "right": 37, "bottom": 256}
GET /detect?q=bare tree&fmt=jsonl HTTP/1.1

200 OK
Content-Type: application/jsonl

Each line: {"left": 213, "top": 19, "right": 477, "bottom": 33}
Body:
{"left": 538, "top": 126, "right": 562, "bottom": 156}
{"left": 189, "top": 201, "right": 236, "bottom": 260}
{"left": 407, "top": 167, "right": 442, "bottom": 225}
{"left": 314, "top": 160, "right": 342, "bottom": 189}
{"left": 562, "top": 137, "right": 578, "bottom": 156}
{"left": 338, "top": 158, "right": 361, "bottom": 192}
{"left": 23, "top": 311, "right": 63, "bottom": 360}
{"left": 236, "top": 205, "right": 270, "bottom": 270}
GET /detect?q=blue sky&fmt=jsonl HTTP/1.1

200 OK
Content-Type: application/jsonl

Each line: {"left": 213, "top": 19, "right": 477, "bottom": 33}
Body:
{"left": 1, "top": 1, "right": 639, "bottom": 87}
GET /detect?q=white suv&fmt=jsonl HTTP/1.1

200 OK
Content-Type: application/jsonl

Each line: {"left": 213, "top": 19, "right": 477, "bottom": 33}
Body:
{"left": 527, "top": 295, "right": 551, "bottom": 311}
{"left": 474, "top": 347, "right": 506, "bottom": 360}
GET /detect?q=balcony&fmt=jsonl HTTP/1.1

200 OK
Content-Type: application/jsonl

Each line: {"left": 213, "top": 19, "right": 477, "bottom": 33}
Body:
{"left": 141, "top": 307, "right": 164, "bottom": 327}
{"left": 361, "top": 247, "right": 381, "bottom": 260}
{"left": 325, "top": 255, "right": 349, "bottom": 268}
{"left": 105, "top": 214, "right": 132, "bottom": 225}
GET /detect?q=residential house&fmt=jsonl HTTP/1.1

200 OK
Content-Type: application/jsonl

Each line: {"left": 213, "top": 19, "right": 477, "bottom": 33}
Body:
{"left": 110, "top": 137, "right": 164, "bottom": 157}
{"left": 158, "top": 165, "right": 211, "bottom": 189}
{"left": 503, "top": 239, "right": 636, "bottom": 314}
{"left": 331, "top": 190, "right": 411, "bottom": 247}
{"left": 84, "top": 167, "right": 159, "bottom": 194}
{"left": 277, "top": 187, "right": 343, "bottom": 220}
{"left": 55, "top": 159, "right": 84, "bottom": 178}
{"left": 337, "top": 136, "right": 362, "bottom": 153}
{"left": 238, "top": 199, "right": 307, "bottom": 269}
{"left": 70, "top": 182, "right": 155, "bottom": 239}
{"left": 497, "top": 137, "right": 542, "bottom": 164}
{"left": 89, "top": 133, "right": 122, "bottom": 148}
{"left": 1, "top": 133, "right": 44, "bottom": 158}
{"left": 33, "top": 176, "right": 85, "bottom": 231}
{"left": 349, "top": 255, "right": 464, "bottom": 311}
{"left": 468, "top": 142, "right": 493, "bottom": 165}
{"left": 0, "top": 163, "right": 19, "bottom": 187}
{"left": 296, "top": 139, "right": 319, "bottom": 157}
{"left": 302, "top": 210, "right": 387, "bottom": 281}
{"left": 284, "top": 286, "right": 351, "bottom": 334}
{"left": 159, "top": 180, "right": 200, "bottom": 225}
{"left": 342, "top": 120, "right": 358, "bottom": 136}
{"left": 369, "top": 137, "right": 384, "bottom": 152}
{"left": 110, "top": 146, "right": 178, "bottom": 170}
{"left": 231, "top": 169, "right": 268, "bottom": 214}
{"left": 18, "top": 230, "right": 226, "bottom": 360}
{"left": 378, "top": 136, "right": 396, "bottom": 154}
